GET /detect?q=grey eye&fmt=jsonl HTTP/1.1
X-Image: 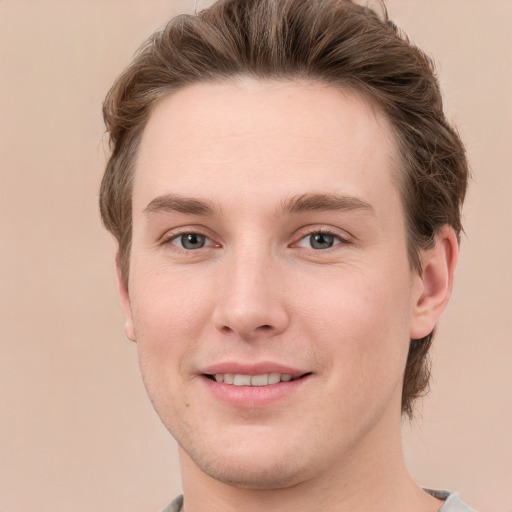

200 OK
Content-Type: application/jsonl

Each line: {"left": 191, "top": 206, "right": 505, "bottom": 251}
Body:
{"left": 175, "top": 233, "right": 206, "bottom": 250}
{"left": 309, "top": 233, "right": 335, "bottom": 249}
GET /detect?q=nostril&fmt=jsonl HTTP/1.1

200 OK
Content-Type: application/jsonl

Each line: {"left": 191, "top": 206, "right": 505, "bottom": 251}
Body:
{"left": 254, "top": 324, "right": 274, "bottom": 333}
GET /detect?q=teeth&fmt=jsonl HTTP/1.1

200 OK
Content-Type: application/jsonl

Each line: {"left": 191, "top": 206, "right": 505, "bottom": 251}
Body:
{"left": 213, "top": 373, "right": 298, "bottom": 386}
{"left": 268, "top": 373, "right": 281, "bottom": 384}
{"left": 234, "top": 374, "right": 251, "bottom": 386}
{"left": 251, "top": 374, "right": 268, "bottom": 386}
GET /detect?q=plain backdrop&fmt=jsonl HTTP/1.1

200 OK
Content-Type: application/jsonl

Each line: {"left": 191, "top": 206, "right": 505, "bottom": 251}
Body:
{"left": 0, "top": 1, "right": 511, "bottom": 511}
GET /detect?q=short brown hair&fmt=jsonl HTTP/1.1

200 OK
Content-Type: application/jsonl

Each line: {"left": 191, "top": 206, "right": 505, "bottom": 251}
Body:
{"left": 100, "top": 0, "right": 469, "bottom": 417}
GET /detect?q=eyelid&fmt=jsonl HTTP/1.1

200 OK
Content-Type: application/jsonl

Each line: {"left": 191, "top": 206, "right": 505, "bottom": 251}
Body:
{"left": 292, "top": 226, "right": 353, "bottom": 248}
{"left": 160, "top": 226, "right": 221, "bottom": 248}
{"left": 158, "top": 225, "right": 352, "bottom": 250}
{"left": 172, "top": 233, "right": 216, "bottom": 249}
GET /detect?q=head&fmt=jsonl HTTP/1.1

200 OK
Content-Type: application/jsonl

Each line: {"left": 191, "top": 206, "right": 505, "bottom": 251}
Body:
{"left": 100, "top": 0, "right": 467, "bottom": 422}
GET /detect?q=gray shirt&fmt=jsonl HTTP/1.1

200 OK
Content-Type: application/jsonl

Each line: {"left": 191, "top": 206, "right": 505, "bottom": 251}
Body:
{"left": 162, "top": 490, "right": 475, "bottom": 511}
{"left": 425, "top": 489, "right": 476, "bottom": 512}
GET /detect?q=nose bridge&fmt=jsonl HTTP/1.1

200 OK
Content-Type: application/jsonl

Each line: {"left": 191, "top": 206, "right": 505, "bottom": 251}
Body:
{"left": 212, "top": 241, "right": 289, "bottom": 339}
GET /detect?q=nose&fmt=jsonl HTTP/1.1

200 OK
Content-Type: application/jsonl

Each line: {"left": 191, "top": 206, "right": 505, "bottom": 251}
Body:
{"left": 212, "top": 247, "right": 290, "bottom": 341}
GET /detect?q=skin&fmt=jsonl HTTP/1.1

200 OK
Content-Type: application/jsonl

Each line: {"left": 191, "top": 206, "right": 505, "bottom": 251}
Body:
{"left": 118, "top": 79, "right": 458, "bottom": 512}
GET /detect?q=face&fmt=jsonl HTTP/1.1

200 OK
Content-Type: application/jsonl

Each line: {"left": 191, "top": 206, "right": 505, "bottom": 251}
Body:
{"left": 120, "top": 79, "right": 429, "bottom": 489}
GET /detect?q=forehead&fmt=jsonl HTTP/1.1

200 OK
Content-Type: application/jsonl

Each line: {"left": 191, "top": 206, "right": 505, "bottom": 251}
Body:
{"left": 134, "top": 78, "right": 401, "bottom": 216}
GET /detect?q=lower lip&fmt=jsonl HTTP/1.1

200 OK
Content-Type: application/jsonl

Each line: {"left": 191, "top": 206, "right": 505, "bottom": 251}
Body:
{"left": 202, "top": 375, "right": 310, "bottom": 408}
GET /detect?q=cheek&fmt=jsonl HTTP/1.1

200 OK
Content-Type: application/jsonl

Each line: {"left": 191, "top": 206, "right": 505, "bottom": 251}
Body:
{"left": 129, "top": 272, "right": 215, "bottom": 428}
{"left": 295, "top": 265, "right": 412, "bottom": 384}
{"left": 128, "top": 266, "right": 217, "bottom": 396}
{"left": 130, "top": 264, "right": 215, "bottom": 340}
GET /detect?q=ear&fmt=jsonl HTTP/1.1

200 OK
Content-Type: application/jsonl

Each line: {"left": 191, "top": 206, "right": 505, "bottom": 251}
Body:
{"left": 410, "top": 226, "right": 459, "bottom": 340}
{"left": 116, "top": 253, "right": 136, "bottom": 342}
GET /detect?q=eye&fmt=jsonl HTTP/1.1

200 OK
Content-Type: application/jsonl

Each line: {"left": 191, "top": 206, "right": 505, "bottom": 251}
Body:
{"left": 295, "top": 231, "right": 345, "bottom": 250}
{"left": 170, "top": 233, "right": 213, "bottom": 250}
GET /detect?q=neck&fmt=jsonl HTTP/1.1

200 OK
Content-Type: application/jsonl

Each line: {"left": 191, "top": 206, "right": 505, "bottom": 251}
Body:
{"left": 178, "top": 410, "right": 442, "bottom": 512}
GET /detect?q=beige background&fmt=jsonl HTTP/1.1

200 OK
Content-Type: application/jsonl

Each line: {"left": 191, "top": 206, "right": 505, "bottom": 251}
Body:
{"left": 0, "top": 1, "right": 511, "bottom": 511}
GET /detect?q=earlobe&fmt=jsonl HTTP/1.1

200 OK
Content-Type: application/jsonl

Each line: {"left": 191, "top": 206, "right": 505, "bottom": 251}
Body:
{"left": 410, "top": 226, "right": 459, "bottom": 340}
{"left": 116, "top": 254, "right": 136, "bottom": 342}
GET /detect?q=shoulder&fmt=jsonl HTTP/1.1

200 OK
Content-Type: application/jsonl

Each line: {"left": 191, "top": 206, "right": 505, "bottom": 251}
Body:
{"left": 160, "top": 495, "right": 183, "bottom": 512}
{"left": 160, "top": 492, "right": 476, "bottom": 512}
{"left": 425, "top": 489, "right": 477, "bottom": 512}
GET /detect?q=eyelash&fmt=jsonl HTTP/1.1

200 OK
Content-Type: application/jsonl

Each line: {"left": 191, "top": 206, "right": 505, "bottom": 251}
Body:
{"left": 164, "top": 231, "right": 218, "bottom": 250}
{"left": 162, "top": 227, "right": 351, "bottom": 253}
{"left": 293, "top": 228, "right": 350, "bottom": 250}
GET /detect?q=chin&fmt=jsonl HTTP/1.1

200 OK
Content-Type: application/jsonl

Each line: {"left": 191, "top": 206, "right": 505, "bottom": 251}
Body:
{"left": 172, "top": 421, "right": 317, "bottom": 490}
{"left": 185, "top": 445, "right": 310, "bottom": 490}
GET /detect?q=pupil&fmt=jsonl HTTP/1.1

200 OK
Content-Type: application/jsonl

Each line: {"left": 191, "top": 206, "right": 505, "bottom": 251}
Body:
{"left": 182, "top": 233, "right": 205, "bottom": 249}
{"left": 310, "top": 233, "right": 334, "bottom": 249}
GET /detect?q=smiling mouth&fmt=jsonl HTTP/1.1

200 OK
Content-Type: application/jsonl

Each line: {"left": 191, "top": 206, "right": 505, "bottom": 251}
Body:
{"left": 205, "top": 372, "right": 311, "bottom": 387}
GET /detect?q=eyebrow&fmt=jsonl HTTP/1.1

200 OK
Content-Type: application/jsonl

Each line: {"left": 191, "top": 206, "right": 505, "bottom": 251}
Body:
{"left": 144, "top": 193, "right": 219, "bottom": 216}
{"left": 279, "top": 193, "right": 375, "bottom": 216}
{"left": 143, "top": 192, "right": 374, "bottom": 217}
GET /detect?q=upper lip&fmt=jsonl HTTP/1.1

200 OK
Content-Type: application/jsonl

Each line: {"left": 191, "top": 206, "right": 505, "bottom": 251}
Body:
{"left": 201, "top": 361, "right": 309, "bottom": 377}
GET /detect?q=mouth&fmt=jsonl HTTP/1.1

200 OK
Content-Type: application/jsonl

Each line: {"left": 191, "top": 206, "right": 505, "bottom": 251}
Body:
{"left": 204, "top": 372, "right": 311, "bottom": 387}
{"left": 200, "top": 362, "right": 312, "bottom": 406}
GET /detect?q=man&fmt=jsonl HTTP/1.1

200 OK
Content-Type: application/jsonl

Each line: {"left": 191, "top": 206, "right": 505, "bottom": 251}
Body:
{"left": 99, "top": 1, "right": 473, "bottom": 510}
